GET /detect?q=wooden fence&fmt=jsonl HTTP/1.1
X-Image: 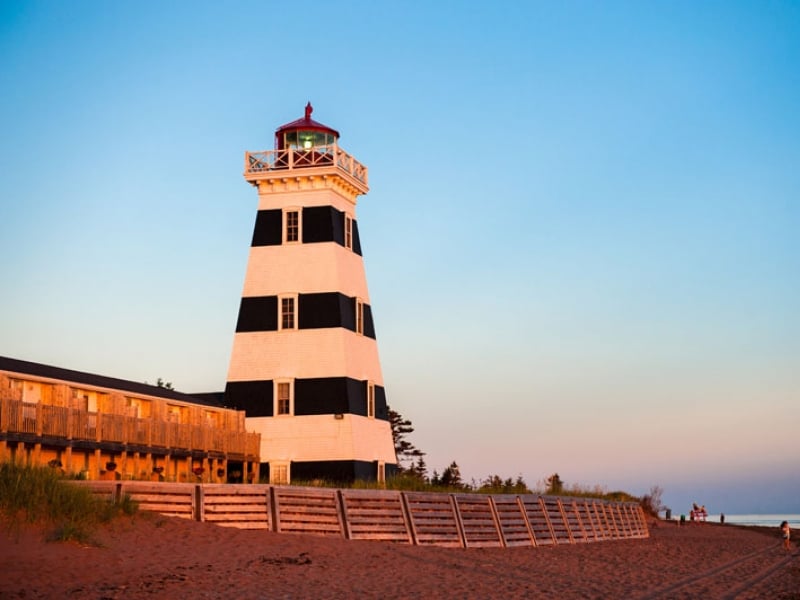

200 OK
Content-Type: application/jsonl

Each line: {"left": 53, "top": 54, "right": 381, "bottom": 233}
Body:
{"left": 76, "top": 481, "right": 648, "bottom": 549}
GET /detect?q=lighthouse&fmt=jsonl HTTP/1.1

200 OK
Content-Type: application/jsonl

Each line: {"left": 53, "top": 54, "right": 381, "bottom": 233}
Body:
{"left": 225, "top": 104, "right": 397, "bottom": 484}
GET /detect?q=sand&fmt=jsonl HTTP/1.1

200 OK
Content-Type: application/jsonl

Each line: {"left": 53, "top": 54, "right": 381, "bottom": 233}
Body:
{"left": 1, "top": 516, "right": 798, "bottom": 599}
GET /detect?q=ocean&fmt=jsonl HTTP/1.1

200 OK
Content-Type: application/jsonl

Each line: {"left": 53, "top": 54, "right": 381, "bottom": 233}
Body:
{"left": 701, "top": 514, "right": 799, "bottom": 528}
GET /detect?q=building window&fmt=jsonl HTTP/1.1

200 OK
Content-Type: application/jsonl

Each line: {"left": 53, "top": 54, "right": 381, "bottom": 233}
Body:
{"left": 126, "top": 397, "right": 151, "bottom": 418}
{"left": 204, "top": 410, "right": 220, "bottom": 426}
{"left": 72, "top": 388, "right": 97, "bottom": 412}
{"left": 367, "top": 381, "right": 375, "bottom": 418}
{"left": 284, "top": 210, "right": 300, "bottom": 243}
{"left": 344, "top": 215, "right": 353, "bottom": 250}
{"left": 280, "top": 295, "right": 296, "bottom": 330}
{"left": 355, "top": 298, "right": 364, "bottom": 335}
{"left": 271, "top": 463, "right": 290, "bottom": 485}
{"left": 275, "top": 380, "right": 293, "bottom": 416}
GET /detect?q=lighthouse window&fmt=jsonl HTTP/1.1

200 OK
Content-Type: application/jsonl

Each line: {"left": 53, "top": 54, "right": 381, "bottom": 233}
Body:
{"left": 367, "top": 381, "right": 375, "bottom": 418}
{"left": 355, "top": 298, "right": 364, "bottom": 335}
{"left": 284, "top": 210, "right": 299, "bottom": 243}
{"left": 280, "top": 296, "right": 296, "bottom": 330}
{"left": 344, "top": 215, "right": 353, "bottom": 250}
{"left": 271, "top": 462, "right": 290, "bottom": 484}
{"left": 276, "top": 381, "right": 292, "bottom": 415}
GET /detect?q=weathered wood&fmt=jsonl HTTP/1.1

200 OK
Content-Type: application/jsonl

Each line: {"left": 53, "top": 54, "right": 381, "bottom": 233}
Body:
{"left": 598, "top": 502, "right": 619, "bottom": 538}
{"left": 562, "top": 498, "right": 588, "bottom": 543}
{"left": 453, "top": 494, "right": 504, "bottom": 548}
{"left": 339, "top": 489, "right": 412, "bottom": 543}
{"left": 403, "top": 492, "right": 462, "bottom": 547}
{"left": 272, "top": 486, "right": 343, "bottom": 537}
{"left": 575, "top": 499, "right": 600, "bottom": 542}
{"left": 584, "top": 500, "right": 606, "bottom": 540}
{"left": 540, "top": 497, "right": 572, "bottom": 544}
{"left": 81, "top": 481, "right": 119, "bottom": 502}
{"left": 629, "top": 503, "right": 649, "bottom": 538}
{"left": 490, "top": 495, "right": 535, "bottom": 547}
{"left": 519, "top": 495, "right": 556, "bottom": 546}
{"left": 199, "top": 484, "right": 270, "bottom": 530}
{"left": 119, "top": 482, "right": 194, "bottom": 518}
{"left": 69, "top": 482, "right": 649, "bottom": 546}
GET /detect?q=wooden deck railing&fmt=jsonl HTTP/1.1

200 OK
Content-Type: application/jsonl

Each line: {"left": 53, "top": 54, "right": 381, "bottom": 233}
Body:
{"left": 0, "top": 398, "right": 259, "bottom": 457}
{"left": 75, "top": 481, "right": 649, "bottom": 549}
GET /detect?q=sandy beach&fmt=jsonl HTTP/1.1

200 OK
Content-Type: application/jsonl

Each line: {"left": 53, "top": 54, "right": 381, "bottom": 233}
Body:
{"left": 1, "top": 515, "right": 798, "bottom": 599}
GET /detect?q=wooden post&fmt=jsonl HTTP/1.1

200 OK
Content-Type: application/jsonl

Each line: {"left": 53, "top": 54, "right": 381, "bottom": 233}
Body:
{"left": 93, "top": 448, "right": 101, "bottom": 479}
{"left": 65, "top": 407, "right": 73, "bottom": 443}
{"left": 35, "top": 402, "right": 43, "bottom": 436}
{"left": 194, "top": 484, "right": 204, "bottom": 522}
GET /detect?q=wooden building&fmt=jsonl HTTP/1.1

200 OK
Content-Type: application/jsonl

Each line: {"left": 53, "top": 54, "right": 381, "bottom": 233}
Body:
{"left": 0, "top": 356, "right": 260, "bottom": 482}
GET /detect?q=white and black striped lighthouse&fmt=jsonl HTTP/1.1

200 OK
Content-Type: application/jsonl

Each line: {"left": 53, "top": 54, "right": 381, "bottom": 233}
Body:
{"left": 225, "top": 104, "right": 397, "bottom": 484}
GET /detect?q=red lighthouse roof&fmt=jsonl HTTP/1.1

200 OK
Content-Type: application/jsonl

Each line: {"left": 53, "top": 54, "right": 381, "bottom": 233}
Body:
{"left": 275, "top": 103, "right": 340, "bottom": 150}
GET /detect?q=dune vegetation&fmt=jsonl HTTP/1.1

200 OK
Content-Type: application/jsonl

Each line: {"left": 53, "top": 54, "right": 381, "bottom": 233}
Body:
{"left": 0, "top": 461, "right": 137, "bottom": 543}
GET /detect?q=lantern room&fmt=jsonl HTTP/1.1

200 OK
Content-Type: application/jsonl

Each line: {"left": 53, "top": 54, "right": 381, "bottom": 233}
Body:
{"left": 275, "top": 102, "right": 340, "bottom": 150}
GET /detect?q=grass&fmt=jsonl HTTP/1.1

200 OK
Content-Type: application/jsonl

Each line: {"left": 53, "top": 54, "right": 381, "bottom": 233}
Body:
{"left": 283, "top": 473, "right": 476, "bottom": 493}
{"left": 285, "top": 474, "right": 646, "bottom": 508}
{"left": 0, "top": 461, "right": 138, "bottom": 543}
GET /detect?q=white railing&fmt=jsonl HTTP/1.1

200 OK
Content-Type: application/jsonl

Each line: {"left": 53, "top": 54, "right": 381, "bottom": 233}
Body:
{"left": 245, "top": 144, "right": 367, "bottom": 185}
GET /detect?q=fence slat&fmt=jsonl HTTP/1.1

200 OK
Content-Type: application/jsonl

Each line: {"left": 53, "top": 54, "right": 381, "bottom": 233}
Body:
{"left": 272, "top": 486, "right": 343, "bottom": 537}
{"left": 403, "top": 492, "right": 463, "bottom": 547}
{"left": 453, "top": 494, "right": 504, "bottom": 548}
{"left": 340, "top": 489, "right": 412, "bottom": 543}
{"left": 200, "top": 484, "right": 271, "bottom": 529}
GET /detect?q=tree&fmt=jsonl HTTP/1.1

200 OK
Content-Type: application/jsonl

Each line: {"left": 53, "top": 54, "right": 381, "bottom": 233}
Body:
{"left": 640, "top": 485, "right": 665, "bottom": 517}
{"left": 438, "top": 461, "right": 464, "bottom": 489}
{"left": 387, "top": 406, "right": 425, "bottom": 470}
{"left": 546, "top": 473, "right": 564, "bottom": 495}
{"left": 479, "top": 474, "right": 530, "bottom": 494}
{"left": 409, "top": 456, "right": 428, "bottom": 481}
{"left": 156, "top": 378, "right": 174, "bottom": 390}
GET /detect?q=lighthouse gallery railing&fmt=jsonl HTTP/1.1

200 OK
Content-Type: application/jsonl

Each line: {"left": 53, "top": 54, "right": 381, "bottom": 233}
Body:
{"left": 245, "top": 144, "right": 367, "bottom": 185}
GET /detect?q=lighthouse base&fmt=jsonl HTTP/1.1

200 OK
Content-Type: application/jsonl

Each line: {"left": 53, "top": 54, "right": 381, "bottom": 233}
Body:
{"left": 247, "top": 413, "right": 397, "bottom": 485}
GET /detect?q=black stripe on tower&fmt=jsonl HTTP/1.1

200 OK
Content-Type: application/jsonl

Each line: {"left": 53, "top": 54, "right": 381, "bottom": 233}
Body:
{"left": 287, "top": 460, "right": 399, "bottom": 484}
{"left": 250, "top": 207, "right": 362, "bottom": 255}
{"left": 234, "top": 296, "right": 278, "bottom": 332}
{"left": 251, "top": 209, "right": 282, "bottom": 245}
{"left": 235, "top": 293, "right": 376, "bottom": 338}
{"left": 224, "top": 377, "right": 388, "bottom": 419}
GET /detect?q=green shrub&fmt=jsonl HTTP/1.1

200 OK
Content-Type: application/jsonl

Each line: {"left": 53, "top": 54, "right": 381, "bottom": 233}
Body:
{"left": 0, "top": 461, "right": 138, "bottom": 542}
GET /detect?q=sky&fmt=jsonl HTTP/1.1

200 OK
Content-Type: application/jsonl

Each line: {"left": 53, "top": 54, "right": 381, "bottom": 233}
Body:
{"left": 1, "top": 1, "right": 798, "bottom": 515}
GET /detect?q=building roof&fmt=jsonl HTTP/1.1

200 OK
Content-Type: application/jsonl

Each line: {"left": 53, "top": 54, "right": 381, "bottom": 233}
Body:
{"left": 0, "top": 355, "right": 223, "bottom": 408}
{"left": 275, "top": 102, "right": 340, "bottom": 139}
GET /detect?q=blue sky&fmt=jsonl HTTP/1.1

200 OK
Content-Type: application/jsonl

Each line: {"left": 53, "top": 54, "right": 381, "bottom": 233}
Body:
{"left": 1, "top": 1, "right": 798, "bottom": 514}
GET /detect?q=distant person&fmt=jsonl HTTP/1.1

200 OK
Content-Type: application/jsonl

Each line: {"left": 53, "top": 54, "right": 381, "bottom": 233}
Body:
{"left": 720, "top": 513, "right": 725, "bottom": 524}
{"left": 781, "top": 521, "right": 791, "bottom": 551}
